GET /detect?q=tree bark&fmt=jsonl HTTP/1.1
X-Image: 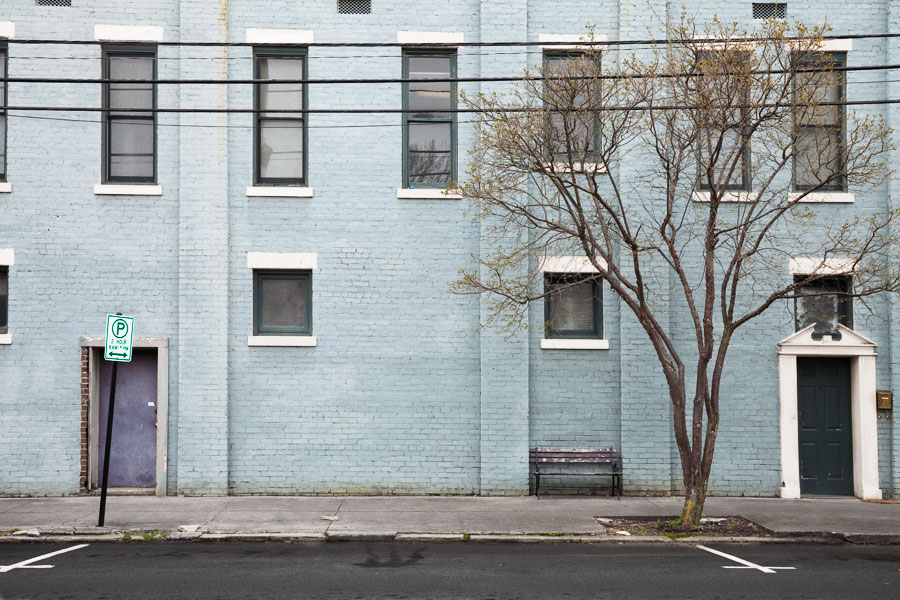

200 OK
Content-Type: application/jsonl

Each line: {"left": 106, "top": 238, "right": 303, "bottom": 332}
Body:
{"left": 681, "top": 480, "right": 707, "bottom": 525}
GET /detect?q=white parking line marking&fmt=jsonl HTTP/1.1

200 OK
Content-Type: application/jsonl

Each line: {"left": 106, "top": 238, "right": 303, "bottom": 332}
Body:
{"left": 0, "top": 544, "right": 89, "bottom": 573}
{"left": 696, "top": 545, "right": 796, "bottom": 574}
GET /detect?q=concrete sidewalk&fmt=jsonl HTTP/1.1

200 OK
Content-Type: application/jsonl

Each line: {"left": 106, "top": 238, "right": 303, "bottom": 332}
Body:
{"left": 1, "top": 496, "right": 899, "bottom": 543}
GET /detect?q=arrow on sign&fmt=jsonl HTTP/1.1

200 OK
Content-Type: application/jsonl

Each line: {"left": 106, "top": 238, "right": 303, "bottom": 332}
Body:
{"left": 107, "top": 351, "right": 127, "bottom": 358}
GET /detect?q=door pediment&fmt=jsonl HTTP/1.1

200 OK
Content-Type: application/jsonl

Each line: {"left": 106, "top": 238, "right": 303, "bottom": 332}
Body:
{"left": 778, "top": 324, "right": 876, "bottom": 356}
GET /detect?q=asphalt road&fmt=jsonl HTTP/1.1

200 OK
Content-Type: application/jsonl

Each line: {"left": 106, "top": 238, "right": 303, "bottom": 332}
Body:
{"left": 0, "top": 542, "right": 898, "bottom": 599}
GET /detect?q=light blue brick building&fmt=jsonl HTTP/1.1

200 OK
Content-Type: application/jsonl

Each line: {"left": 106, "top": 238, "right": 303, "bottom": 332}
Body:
{"left": 0, "top": 0, "right": 896, "bottom": 500}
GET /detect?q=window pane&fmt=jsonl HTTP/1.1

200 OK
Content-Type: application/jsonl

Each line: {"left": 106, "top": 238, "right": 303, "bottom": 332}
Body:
{"left": 0, "top": 269, "right": 7, "bottom": 332}
{"left": 544, "top": 54, "right": 597, "bottom": 156}
{"left": 0, "top": 117, "right": 5, "bottom": 179}
{"left": 549, "top": 281, "right": 595, "bottom": 332}
{"left": 795, "top": 127, "right": 840, "bottom": 189}
{"left": 109, "top": 55, "right": 153, "bottom": 112}
{"left": 796, "top": 62, "right": 842, "bottom": 126}
{"left": 408, "top": 122, "right": 452, "bottom": 184}
{"left": 260, "top": 276, "right": 307, "bottom": 329}
{"left": 408, "top": 56, "right": 451, "bottom": 118}
{"left": 699, "top": 127, "right": 744, "bottom": 187}
{"left": 797, "top": 278, "right": 850, "bottom": 335}
{"left": 259, "top": 56, "right": 304, "bottom": 117}
{"left": 109, "top": 118, "right": 154, "bottom": 179}
{"left": 259, "top": 120, "right": 304, "bottom": 179}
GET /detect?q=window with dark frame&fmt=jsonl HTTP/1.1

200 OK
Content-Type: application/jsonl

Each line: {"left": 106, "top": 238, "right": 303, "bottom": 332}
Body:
{"left": 543, "top": 51, "right": 601, "bottom": 160}
{"left": 402, "top": 50, "right": 456, "bottom": 188}
{"left": 102, "top": 46, "right": 156, "bottom": 183}
{"left": 0, "top": 45, "right": 7, "bottom": 182}
{"left": 697, "top": 51, "right": 751, "bottom": 191}
{"left": 0, "top": 267, "right": 7, "bottom": 335}
{"left": 794, "top": 52, "right": 846, "bottom": 192}
{"left": 794, "top": 275, "right": 852, "bottom": 336}
{"left": 254, "top": 48, "right": 307, "bottom": 185}
{"left": 544, "top": 273, "right": 602, "bottom": 339}
{"left": 253, "top": 270, "right": 312, "bottom": 336}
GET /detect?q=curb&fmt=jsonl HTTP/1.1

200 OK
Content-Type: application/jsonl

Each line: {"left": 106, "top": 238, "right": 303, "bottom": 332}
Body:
{"left": 0, "top": 531, "right": 897, "bottom": 544}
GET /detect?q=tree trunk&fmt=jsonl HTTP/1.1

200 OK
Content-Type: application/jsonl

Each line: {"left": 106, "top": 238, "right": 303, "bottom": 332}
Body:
{"left": 681, "top": 482, "right": 707, "bottom": 525}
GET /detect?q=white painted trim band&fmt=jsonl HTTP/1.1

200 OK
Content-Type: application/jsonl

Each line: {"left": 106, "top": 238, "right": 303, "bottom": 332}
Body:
{"left": 539, "top": 255, "right": 607, "bottom": 273}
{"left": 396, "top": 188, "right": 462, "bottom": 200}
{"left": 0, "top": 22, "right": 14, "bottom": 39}
{"left": 247, "top": 252, "right": 317, "bottom": 270}
{"left": 248, "top": 335, "right": 317, "bottom": 347}
{"left": 0, "top": 182, "right": 12, "bottom": 193}
{"left": 789, "top": 192, "right": 854, "bottom": 203}
{"left": 0, "top": 248, "right": 14, "bottom": 266}
{"left": 94, "top": 184, "right": 163, "bottom": 196}
{"left": 246, "top": 28, "right": 314, "bottom": 45}
{"left": 0, "top": 334, "right": 10, "bottom": 345}
{"left": 246, "top": 186, "right": 314, "bottom": 198}
{"left": 94, "top": 25, "right": 164, "bottom": 42}
{"left": 788, "top": 257, "right": 855, "bottom": 275}
{"left": 398, "top": 31, "right": 464, "bottom": 45}
{"left": 541, "top": 338, "right": 609, "bottom": 350}
{"left": 538, "top": 33, "right": 607, "bottom": 50}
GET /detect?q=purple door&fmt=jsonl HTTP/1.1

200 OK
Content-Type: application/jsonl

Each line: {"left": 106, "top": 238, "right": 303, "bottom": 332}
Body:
{"left": 97, "top": 348, "right": 158, "bottom": 488}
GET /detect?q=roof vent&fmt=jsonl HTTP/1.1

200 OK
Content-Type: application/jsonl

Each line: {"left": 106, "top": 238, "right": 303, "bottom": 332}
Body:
{"left": 752, "top": 3, "right": 786, "bottom": 19}
{"left": 36, "top": 0, "right": 72, "bottom": 6}
{"left": 338, "top": 0, "right": 371, "bottom": 14}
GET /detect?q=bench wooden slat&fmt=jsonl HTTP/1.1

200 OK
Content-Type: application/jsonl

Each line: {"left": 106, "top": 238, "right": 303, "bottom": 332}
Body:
{"left": 530, "top": 447, "right": 623, "bottom": 499}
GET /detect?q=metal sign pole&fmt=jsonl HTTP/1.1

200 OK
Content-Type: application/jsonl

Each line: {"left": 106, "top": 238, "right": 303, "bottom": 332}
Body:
{"left": 97, "top": 359, "right": 118, "bottom": 527}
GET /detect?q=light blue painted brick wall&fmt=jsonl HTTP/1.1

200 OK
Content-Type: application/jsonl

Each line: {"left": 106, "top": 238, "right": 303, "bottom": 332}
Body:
{"left": 0, "top": 0, "right": 896, "bottom": 498}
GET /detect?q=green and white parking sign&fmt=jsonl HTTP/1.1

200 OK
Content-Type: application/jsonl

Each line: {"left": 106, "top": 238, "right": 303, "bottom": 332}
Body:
{"left": 104, "top": 314, "right": 134, "bottom": 362}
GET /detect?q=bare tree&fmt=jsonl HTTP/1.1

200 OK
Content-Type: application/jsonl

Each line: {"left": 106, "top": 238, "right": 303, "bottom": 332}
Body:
{"left": 454, "top": 16, "right": 897, "bottom": 524}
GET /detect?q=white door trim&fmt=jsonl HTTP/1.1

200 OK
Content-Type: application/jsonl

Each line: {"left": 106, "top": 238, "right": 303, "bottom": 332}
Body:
{"left": 81, "top": 336, "right": 169, "bottom": 496}
{"left": 777, "top": 325, "right": 882, "bottom": 499}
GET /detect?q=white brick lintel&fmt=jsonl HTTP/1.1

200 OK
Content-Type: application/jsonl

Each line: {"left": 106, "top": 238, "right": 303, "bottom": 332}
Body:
{"left": 246, "top": 28, "right": 314, "bottom": 45}
{"left": 398, "top": 31, "right": 464, "bottom": 45}
{"left": 247, "top": 252, "right": 317, "bottom": 270}
{"left": 0, "top": 333, "right": 11, "bottom": 345}
{"left": 0, "top": 248, "right": 14, "bottom": 266}
{"left": 0, "top": 22, "right": 14, "bottom": 39}
{"left": 539, "top": 255, "right": 607, "bottom": 273}
{"left": 94, "top": 25, "right": 164, "bottom": 42}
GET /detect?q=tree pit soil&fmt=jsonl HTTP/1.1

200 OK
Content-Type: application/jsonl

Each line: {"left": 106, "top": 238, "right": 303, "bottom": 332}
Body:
{"left": 596, "top": 516, "right": 770, "bottom": 539}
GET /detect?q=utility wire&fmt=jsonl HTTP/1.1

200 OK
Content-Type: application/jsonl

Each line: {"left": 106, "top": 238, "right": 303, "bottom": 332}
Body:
{"left": 5, "top": 31, "right": 900, "bottom": 48}
{"left": 2, "top": 97, "right": 899, "bottom": 114}
{"left": 0, "top": 61, "right": 896, "bottom": 85}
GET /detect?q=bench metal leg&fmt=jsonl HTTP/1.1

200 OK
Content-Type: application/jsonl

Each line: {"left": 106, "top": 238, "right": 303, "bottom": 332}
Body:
{"left": 535, "top": 472, "right": 541, "bottom": 499}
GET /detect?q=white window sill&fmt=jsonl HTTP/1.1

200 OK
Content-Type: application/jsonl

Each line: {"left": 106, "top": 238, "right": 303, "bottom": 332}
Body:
{"left": 539, "top": 162, "right": 607, "bottom": 174}
{"left": 541, "top": 338, "right": 609, "bottom": 350}
{"left": 397, "top": 188, "right": 462, "bottom": 200}
{"left": 248, "top": 335, "right": 317, "bottom": 347}
{"left": 0, "top": 333, "right": 11, "bottom": 345}
{"left": 691, "top": 191, "right": 759, "bottom": 203}
{"left": 246, "top": 186, "right": 314, "bottom": 198}
{"left": 789, "top": 192, "right": 854, "bottom": 204}
{"left": 0, "top": 182, "right": 10, "bottom": 193}
{"left": 94, "top": 184, "right": 163, "bottom": 196}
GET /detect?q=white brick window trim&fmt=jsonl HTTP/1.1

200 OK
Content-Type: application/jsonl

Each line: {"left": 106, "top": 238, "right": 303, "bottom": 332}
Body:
{"left": 397, "top": 31, "right": 464, "bottom": 45}
{"left": 94, "top": 184, "right": 163, "bottom": 196}
{"left": 396, "top": 188, "right": 462, "bottom": 200}
{"left": 245, "top": 29, "right": 314, "bottom": 44}
{"left": 247, "top": 252, "right": 317, "bottom": 270}
{"left": 247, "top": 252, "right": 317, "bottom": 347}
{"left": 692, "top": 191, "right": 854, "bottom": 204}
{"left": 247, "top": 186, "right": 314, "bottom": 198}
{"left": 0, "top": 182, "right": 11, "bottom": 193}
{"left": 94, "top": 25, "right": 164, "bottom": 42}
{"left": 0, "top": 22, "right": 14, "bottom": 39}
{"left": 539, "top": 255, "right": 609, "bottom": 350}
{"left": 0, "top": 248, "right": 12, "bottom": 345}
{"left": 538, "top": 33, "right": 607, "bottom": 51}
{"left": 788, "top": 257, "right": 855, "bottom": 275}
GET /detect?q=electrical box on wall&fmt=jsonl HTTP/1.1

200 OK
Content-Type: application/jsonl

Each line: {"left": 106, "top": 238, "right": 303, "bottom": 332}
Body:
{"left": 876, "top": 390, "right": 892, "bottom": 410}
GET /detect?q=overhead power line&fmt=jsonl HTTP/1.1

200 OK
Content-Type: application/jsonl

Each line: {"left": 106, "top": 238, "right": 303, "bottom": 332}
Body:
{"left": 3, "top": 97, "right": 899, "bottom": 114}
{"left": 4, "top": 31, "right": 900, "bottom": 48}
{"left": 0, "top": 61, "right": 896, "bottom": 86}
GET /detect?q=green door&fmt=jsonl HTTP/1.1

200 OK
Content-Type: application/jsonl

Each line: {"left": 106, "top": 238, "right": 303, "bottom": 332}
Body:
{"left": 797, "top": 357, "right": 853, "bottom": 495}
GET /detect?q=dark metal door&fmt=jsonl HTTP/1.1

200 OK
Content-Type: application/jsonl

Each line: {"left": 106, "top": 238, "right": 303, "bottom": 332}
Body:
{"left": 98, "top": 348, "right": 157, "bottom": 488}
{"left": 798, "top": 357, "right": 853, "bottom": 495}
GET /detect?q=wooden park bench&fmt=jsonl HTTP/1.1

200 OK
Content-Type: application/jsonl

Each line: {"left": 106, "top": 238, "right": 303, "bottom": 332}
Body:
{"left": 530, "top": 448, "right": 623, "bottom": 499}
